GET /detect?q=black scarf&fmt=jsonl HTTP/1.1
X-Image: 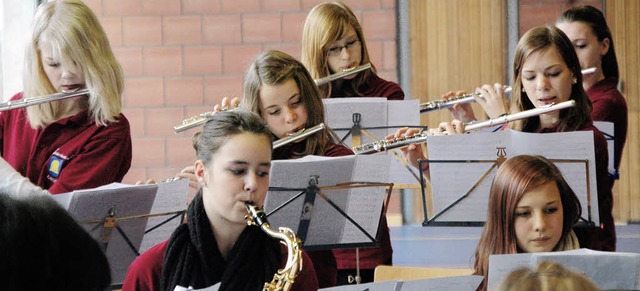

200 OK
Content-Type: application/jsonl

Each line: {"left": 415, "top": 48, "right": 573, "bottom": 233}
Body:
{"left": 161, "top": 193, "right": 281, "bottom": 291}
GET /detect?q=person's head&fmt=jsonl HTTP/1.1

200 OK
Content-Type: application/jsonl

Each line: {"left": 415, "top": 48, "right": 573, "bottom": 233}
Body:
{"left": 556, "top": 5, "right": 618, "bottom": 85}
{"left": 509, "top": 26, "right": 592, "bottom": 132}
{"left": 497, "top": 261, "right": 598, "bottom": 291}
{"left": 192, "top": 111, "right": 273, "bottom": 226}
{"left": 24, "top": 0, "right": 124, "bottom": 128}
{"left": 301, "top": 1, "right": 376, "bottom": 97}
{"left": 0, "top": 194, "right": 111, "bottom": 290}
{"left": 241, "top": 50, "right": 330, "bottom": 157}
{"left": 474, "top": 155, "right": 581, "bottom": 277}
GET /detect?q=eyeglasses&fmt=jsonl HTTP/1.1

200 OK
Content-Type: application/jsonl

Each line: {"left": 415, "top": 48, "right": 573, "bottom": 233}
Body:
{"left": 326, "top": 39, "right": 361, "bottom": 57}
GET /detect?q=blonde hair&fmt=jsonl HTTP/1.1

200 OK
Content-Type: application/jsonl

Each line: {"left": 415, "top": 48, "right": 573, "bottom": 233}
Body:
{"left": 24, "top": 0, "right": 123, "bottom": 128}
{"left": 301, "top": 1, "right": 376, "bottom": 98}
{"left": 497, "top": 261, "right": 598, "bottom": 291}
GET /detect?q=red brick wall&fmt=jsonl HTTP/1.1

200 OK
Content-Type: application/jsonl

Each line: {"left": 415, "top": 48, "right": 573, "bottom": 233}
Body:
{"left": 519, "top": 0, "right": 603, "bottom": 35}
{"left": 84, "top": 0, "right": 606, "bottom": 185}
{"left": 82, "top": 0, "right": 399, "bottom": 183}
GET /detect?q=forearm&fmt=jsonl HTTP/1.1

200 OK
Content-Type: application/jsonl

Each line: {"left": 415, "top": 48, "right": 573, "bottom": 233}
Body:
{"left": 0, "top": 157, "right": 49, "bottom": 197}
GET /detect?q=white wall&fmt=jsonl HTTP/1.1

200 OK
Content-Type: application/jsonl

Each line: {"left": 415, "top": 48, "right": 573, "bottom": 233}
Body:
{"left": 1, "top": 0, "right": 37, "bottom": 101}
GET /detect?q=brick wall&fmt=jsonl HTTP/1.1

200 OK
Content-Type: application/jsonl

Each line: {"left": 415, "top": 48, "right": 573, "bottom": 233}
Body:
{"left": 519, "top": 0, "right": 603, "bottom": 35}
{"left": 83, "top": 0, "right": 606, "bottom": 193}
{"left": 83, "top": 0, "right": 399, "bottom": 183}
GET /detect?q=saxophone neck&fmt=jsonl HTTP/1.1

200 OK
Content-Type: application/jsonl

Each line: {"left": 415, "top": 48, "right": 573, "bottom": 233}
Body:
{"left": 244, "top": 202, "right": 303, "bottom": 291}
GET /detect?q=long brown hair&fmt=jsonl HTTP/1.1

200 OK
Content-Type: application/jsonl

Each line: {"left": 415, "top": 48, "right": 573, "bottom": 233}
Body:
{"left": 301, "top": 1, "right": 376, "bottom": 98}
{"left": 241, "top": 50, "right": 338, "bottom": 157}
{"left": 509, "top": 26, "right": 592, "bottom": 132}
{"left": 192, "top": 110, "right": 272, "bottom": 166}
{"left": 474, "top": 155, "right": 581, "bottom": 281}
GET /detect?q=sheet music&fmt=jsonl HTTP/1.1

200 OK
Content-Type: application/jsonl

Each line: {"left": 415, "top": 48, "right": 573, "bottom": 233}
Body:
{"left": 264, "top": 154, "right": 391, "bottom": 249}
{"left": 425, "top": 130, "right": 599, "bottom": 225}
{"left": 488, "top": 249, "right": 640, "bottom": 290}
{"left": 174, "top": 283, "right": 219, "bottom": 291}
{"left": 323, "top": 98, "right": 421, "bottom": 185}
{"left": 594, "top": 121, "right": 615, "bottom": 176}
{"left": 139, "top": 179, "right": 189, "bottom": 252}
{"left": 52, "top": 183, "right": 158, "bottom": 284}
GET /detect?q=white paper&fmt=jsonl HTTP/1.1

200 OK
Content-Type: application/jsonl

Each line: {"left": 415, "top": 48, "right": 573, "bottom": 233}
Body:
{"left": 264, "top": 154, "right": 391, "bottom": 249}
{"left": 174, "top": 283, "right": 219, "bottom": 291}
{"left": 425, "top": 130, "right": 599, "bottom": 225}
{"left": 319, "top": 280, "right": 401, "bottom": 291}
{"left": 400, "top": 275, "right": 484, "bottom": 291}
{"left": 139, "top": 179, "right": 190, "bottom": 252}
{"left": 323, "top": 98, "right": 422, "bottom": 185}
{"left": 488, "top": 249, "right": 640, "bottom": 290}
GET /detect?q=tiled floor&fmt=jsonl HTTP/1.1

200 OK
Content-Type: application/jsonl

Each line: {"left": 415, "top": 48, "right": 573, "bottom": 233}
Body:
{"left": 390, "top": 224, "right": 640, "bottom": 268}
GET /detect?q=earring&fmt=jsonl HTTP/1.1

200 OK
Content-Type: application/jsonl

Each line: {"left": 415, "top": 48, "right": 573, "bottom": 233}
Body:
{"left": 521, "top": 87, "right": 525, "bottom": 92}
{"left": 572, "top": 77, "right": 577, "bottom": 84}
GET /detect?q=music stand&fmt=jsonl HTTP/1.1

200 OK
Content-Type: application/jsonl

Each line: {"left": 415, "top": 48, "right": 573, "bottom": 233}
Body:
{"left": 52, "top": 180, "right": 189, "bottom": 285}
{"left": 318, "top": 275, "right": 483, "bottom": 291}
{"left": 323, "top": 98, "right": 425, "bottom": 186}
{"left": 420, "top": 130, "right": 599, "bottom": 227}
{"left": 263, "top": 154, "right": 393, "bottom": 282}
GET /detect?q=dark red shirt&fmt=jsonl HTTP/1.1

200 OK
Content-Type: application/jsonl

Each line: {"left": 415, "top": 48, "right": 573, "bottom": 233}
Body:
{"left": 331, "top": 73, "right": 405, "bottom": 100}
{"left": 0, "top": 92, "right": 132, "bottom": 194}
{"left": 586, "top": 77, "right": 628, "bottom": 175}
{"left": 122, "top": 240, "right": 319, "bottom": 291}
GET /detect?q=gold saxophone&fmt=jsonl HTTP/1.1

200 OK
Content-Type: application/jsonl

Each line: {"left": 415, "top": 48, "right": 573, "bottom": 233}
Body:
{"left": 245, "top": 202, "right": 302, "bottom": 291}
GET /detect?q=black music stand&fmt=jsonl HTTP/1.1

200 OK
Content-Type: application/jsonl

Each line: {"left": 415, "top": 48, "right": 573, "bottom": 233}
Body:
{"left": 323, "top": 98, "right": 425, "bottom": 186}
{"left": 419, "top": 130, "right": 599, "bottom": 227}
{"left": 265, "top": 176, "right": 394, "bottom": 250}
{"left": 53, "top": 180, "right": 189, "bottom": 286}
{"left": 263, "top": 154, "right": 393, "bottom": 284}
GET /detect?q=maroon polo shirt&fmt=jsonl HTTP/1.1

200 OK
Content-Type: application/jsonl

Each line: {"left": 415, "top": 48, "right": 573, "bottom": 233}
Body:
{"left": 0, "top": 92, "right": 132, "bottom": 194}
{"left": 586, "top": 77, "right": 628, "bottom": 175}
{"left": 331, "top": 73, "right": 405, "bottom": 100}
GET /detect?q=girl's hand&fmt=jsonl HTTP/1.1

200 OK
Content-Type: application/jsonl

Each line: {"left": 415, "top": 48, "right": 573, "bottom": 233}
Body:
{"left": 213, "top": 97, "right": 241, "bottom": 112}
{"left": 444, "top": 90, "right": 477, "bottom": 123}
{"left": 474, "top": 83, "right": 509, "bottom": 118}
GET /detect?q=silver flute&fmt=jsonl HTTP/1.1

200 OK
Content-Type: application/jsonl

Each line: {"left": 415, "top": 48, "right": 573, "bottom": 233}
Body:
{"left": 353, "top": 100, "right": 576, "bottom": 154}
{"left": 420, "top": 86, "right": 512, "bottom": 113}
{"left": 314, "top": 63, "right": 371, "bottom": 86}
{"left": 419, "top": 67, "right": 596, "bottom": 113}
{"left": 273, "top": 123, "right": 325, "bottom": 149}
{"left": 173, "top": 108, "right": 239, "bottom": 133}
{"left": 0, "top": 89, "right": 89, "bottom": 112}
